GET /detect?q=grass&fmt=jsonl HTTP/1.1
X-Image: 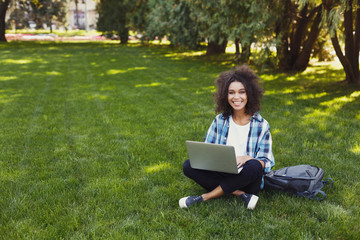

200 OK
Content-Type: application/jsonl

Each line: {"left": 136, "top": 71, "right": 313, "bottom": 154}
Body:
{"left": 0, "top": 41, "right": 359, "bottom": 239}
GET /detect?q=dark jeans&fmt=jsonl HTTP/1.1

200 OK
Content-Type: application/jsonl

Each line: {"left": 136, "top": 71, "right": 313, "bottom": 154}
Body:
{"left": 183, "top": 159, "right": 263, "bottom": 195}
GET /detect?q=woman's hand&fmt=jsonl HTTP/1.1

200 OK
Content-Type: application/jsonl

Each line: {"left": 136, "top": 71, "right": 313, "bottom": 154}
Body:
{"left": 236, "top": 156, "right": 265, "bottom": 170}
{"left": 236, "top": 156, "right": 252, "bottom": 167}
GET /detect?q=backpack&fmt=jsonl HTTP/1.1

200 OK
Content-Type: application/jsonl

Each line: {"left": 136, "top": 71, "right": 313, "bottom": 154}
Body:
{"left": 264, "top": 164, "right": 333, "bottom": 200}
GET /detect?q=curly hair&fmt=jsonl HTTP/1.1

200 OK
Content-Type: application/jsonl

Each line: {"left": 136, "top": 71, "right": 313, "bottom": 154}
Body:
{"left": 214, "top": 65, "right": 264, "bottom": 118}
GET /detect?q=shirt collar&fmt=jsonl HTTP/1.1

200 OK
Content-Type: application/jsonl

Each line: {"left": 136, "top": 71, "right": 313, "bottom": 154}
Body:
{"left": 250, "top": 112, "right": 263, "bottom": 122}
{"left": 220, "top": 112, "right": 263, "bottom": 122}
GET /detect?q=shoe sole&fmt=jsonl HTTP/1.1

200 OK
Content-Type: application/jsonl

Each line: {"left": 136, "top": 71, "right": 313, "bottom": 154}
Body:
{"left": 247, "top": 195, "right": 259, "bottom": 210}
{"left": 179, "top": 196, "right": 190, "bottom": 208}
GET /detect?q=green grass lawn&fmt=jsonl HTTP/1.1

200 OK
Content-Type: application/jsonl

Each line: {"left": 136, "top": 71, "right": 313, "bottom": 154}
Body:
{"left": 0, "top": 41, "right": 359, "bottom": 239}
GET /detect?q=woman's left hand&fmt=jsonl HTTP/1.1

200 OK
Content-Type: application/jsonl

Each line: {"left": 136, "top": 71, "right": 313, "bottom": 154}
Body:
{"left": 236, "top": 156, "right": 265, "bottom": 170}
{"left": 236, "top": 156, "right": 253, "bottom": 167}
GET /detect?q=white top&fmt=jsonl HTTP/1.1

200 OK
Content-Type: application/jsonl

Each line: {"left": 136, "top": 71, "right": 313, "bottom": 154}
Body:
{"left": 226, "top": 116, "right": 250, "bottom": 157}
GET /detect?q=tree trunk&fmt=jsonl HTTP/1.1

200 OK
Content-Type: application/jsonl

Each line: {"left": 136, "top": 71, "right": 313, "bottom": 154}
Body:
{"left": 234, "top": 38, "right": 240, "bottom": 55}
{"left": 49, "top": 18, "right": 53, "bottom": 33}
{"left": 290, "top": 4, "right": 310, "bottom": 61}
{"left": 240, "top": 42, "right": 251, "bottom": 63}
{"left": 293, "top": 7, "right": 323, "bottom": 71}
{"left": 323, "top": 0, "right": 360, "bottom": 85}
{"left": 354, "top": 0, "right": 360, "bottom": 84}
{"left": 330, "top": 32, "right": 357, "bottom": 83}
{"left": 277, "top": 2, "right": 323, "bottom": 72}
{"left": 276, "top": 0, "right": 292, "bottom": 70}
{"left": 75, "top": 0, "right": 80, "bottom": 29}
{"left": 344, "top": 0, "right": 360, "bottom": 84}
{"left": 119, "top": 30, "right": 129, "bottom": 44}
{"left": 206, "top": 40, "right": 227, "bottom": 55}
{"left": 0, "top": 0, "right": 10, "bottom": 42}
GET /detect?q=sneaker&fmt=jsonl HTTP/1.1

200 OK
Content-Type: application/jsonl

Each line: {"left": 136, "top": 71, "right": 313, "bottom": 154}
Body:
{"left": 179, "top": 196, "right": 203, "bottom": 208}
{"left": 240, "top": 193, "right": 259, "bottom": 210}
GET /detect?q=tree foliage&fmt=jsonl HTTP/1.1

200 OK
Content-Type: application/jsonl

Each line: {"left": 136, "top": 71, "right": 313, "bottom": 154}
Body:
{"left": 29, "top": 0, "right": 67, "bottom": 32}
{"left": 0, "top": 0, "right": 67, "bottom": 41}
{"left": 97, "top": 0, "right": 148, "bottom": 44}
{"left": 2, "top": 0, "right": 360, "bottom": 85}
{"left": 6, "top": 1, "right": 28, "bottom": 30}
{"left": 144, "top": 0, "right": 201, "bottom": 49}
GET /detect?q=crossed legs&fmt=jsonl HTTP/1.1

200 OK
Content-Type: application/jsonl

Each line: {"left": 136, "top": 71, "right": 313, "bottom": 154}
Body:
{"left": 181, "top": 159, "right": 263, "bottom": 208}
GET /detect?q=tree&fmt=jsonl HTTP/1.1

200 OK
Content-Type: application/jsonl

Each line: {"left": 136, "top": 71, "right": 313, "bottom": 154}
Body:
{"left": 74, "top": 0, "right": 80, "bottom": 29}
{"left": 226, "top": 0, "right": 276, "bottom": 63}
{"left": 187, "top": 1, "right": 229, "bottom": 55}
{"left": 6, "top": 1, "right": 28, "bottom": 30}
{"left": 29, "top": 0, "right": 67, "bottom": 32}
{"left": 97, "top": 0, "right": 129, "bottom": 43}
{"left": 130, "top": 0, "right": 149, "bottom": 35}
{"left": 275, "top": 0, "right": 323, "bottom": 72}
{"left": 1, "top": 0, "right": 67, "bottom": 42}
{"left": 144, "top": 0, "right": 170, "bottom": 42}
{"left": 187, "top": 0, "right": 275, "bottom": 58}
{"left": 97, "top": 0, "right": 148, "bottom": 44}
{"left": 167, "top": 1, "right": 201, "bottom": 49}
{"left": 145, "top": 0, "right": 201, "bottom": 49}
{"left": 0, "top": 0, "right": 10, "bottom": 42}
{"left": 323, "top": 0, "right": 360, "bottom": 85}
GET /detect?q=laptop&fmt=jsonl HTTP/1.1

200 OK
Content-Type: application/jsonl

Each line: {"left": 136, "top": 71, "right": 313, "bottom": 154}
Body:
{"left": 186, "top": 140, "right": 243, "bottom": 174}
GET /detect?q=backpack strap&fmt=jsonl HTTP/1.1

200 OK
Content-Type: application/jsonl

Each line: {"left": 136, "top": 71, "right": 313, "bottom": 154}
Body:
{"left": 315, "top": 190, "right": 326, "bottom": 201}
{"left": 323, "top": 178, "right": 334, "bottom": 187}
{"left": 296, "top": 190, "right": 326, "bottom": 200}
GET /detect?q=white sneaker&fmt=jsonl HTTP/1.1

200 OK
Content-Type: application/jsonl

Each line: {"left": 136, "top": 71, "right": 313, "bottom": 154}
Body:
{"left": 179, "top": 196, "right": 203, "bottom": 208}
{"left": 240, "top": 193, "right": 259, "bottom": 210}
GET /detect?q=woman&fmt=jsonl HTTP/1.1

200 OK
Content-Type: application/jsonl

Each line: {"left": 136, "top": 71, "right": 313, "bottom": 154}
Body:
{"left": 179, "top": 65, "right": 275, "bottom": 210}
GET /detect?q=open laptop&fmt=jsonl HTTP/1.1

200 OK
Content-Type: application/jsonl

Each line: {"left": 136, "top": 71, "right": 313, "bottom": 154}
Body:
{"left": 186, "top": 140, "right": 243, "bottom": 174}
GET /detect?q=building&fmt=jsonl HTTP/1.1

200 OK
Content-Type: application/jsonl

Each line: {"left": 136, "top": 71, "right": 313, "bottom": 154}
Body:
{"left": 5, "top": 0, "right": 98, "bottom": 31}
{"left": 67, "top": 0, "right": 98, "bottom": 31}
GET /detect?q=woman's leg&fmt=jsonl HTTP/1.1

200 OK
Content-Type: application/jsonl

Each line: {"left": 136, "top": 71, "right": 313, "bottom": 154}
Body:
{"left": 180, "top": 159, "right": 263, "bottom": 209}
{"left": 219, "top": 159, "right": 263, "bottom": 195}
{"left": 183, "top": 159, "right": 224, "bottom": 191}
{"left": 200, "top": 160, "right": 263, "bottom": 201}
{"left": 202, "top": 185, "right": 225, "bottom": 201}
{"left": 183, "top": 159, "right": 263, "bottom": 195}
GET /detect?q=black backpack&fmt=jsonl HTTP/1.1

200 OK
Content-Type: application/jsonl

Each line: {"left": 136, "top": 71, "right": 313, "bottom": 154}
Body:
{"left": 264, "top": 165, "right": 333, "bottom": 200}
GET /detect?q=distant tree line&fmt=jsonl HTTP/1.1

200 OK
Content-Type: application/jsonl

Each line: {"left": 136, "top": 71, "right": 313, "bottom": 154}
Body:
{"left": 1, "top": 0, "right": 66, "bottom": 33}
{"left": 96, "top": 0, "right": 360, "bottom": 85}
{"left": 1, "top": 0, "right": 360, "bottom": 85}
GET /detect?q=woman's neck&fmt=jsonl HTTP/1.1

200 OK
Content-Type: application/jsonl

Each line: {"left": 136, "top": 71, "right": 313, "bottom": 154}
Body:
{"left": 232, "top": 111, "right": 251, "bottom": 125}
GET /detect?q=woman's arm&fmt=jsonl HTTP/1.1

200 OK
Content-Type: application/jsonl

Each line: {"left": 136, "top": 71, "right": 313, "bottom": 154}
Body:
{"left": 204, "top": 118, "right": 218, "bottom": 144}
{"left": 255, "top": 128, "right": 275, "bottom": 173}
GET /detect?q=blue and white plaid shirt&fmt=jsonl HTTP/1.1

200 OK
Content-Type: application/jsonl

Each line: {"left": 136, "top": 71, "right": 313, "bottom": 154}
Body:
{"left": 204, "top": 112, "right": 275, "bottom": 174}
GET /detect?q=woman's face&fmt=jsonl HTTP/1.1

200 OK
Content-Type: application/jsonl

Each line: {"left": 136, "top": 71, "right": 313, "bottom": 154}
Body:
{"left": 227, "top": 81, "right": 247, "bottom": 113}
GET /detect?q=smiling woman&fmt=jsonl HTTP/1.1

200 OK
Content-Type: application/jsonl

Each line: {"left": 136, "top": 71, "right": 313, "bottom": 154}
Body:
{"left": 180, "top": 65, "right": 274, "bottom": 210}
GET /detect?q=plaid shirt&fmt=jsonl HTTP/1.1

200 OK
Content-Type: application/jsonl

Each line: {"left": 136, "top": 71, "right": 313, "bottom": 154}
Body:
{"left": 204, "top": 112, "right": 275, "bottom": 174}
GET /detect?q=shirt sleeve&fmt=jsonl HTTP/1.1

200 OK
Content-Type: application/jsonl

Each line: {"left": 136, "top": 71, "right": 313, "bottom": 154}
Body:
{"left": 255, "top": 124, "right": 275, "bottom": 173}
{"left": 204, "top": 118, "right": 218, "bottom": 144}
